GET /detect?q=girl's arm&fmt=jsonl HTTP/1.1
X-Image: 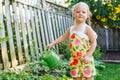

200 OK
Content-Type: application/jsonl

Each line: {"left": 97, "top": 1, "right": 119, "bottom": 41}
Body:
{"left": 47, "top": 28, "right": 70, "bottom": 49}
{"left": 86, "top": 26, "right": 97, "bottom": 56}
{"left": 84, "top": 26, "right": 97, "bottom": 63}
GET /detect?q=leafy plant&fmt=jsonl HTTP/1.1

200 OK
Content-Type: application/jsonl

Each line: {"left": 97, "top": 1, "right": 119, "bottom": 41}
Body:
{"left": 93, "top": 45, "right": 105, "bottom": 60}
{"left": 66, "top": 0, "right": 120, "bottom": 29}
{"left": 0, "top": 23, "right": 9, "bottom": 42}
{"left": 59, "top": 42, "right": 71, "bottom": 60}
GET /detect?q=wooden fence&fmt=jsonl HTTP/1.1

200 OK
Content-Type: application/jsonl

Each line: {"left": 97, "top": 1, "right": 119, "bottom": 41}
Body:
{"left": 0, "top": 0, "right": 120, "bottom": 70}
{"left": 0, "top": 0, "right": 72, "bottom": 70}
{"left": 96, "top": 28, "right": 120, "bottom": 51}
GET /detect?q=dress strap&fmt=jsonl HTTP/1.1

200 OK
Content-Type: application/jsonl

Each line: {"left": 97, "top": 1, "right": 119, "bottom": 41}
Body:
{"left": 81, "top": 24, "right": 86, "bottom": 33}
{"left": 70, "top": 26, "right": 73, "bottom": 33}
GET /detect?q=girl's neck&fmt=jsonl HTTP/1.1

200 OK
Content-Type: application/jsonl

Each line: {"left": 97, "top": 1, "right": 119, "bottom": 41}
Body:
{"left": 74, "top": 21, "right": 85, "bottom": 27}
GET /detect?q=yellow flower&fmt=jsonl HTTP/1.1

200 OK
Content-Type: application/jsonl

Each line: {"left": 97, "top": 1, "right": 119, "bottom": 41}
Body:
{"left": 96, "top": 15, "right": 101, "bottom": 19}
{"left": 118, "top": 4, "right": 120, "bottom": 8}
{"left": 112, "top": 15, "right": 117, "bottom": 21}
{"left": 107, "top": 3, "right": 113, "bottom": 7}
{"left": 115, "top": 7, "right": 120, "bottom": 14}
{"left": 101, "top": 18, "right": 107, "bottom": 22}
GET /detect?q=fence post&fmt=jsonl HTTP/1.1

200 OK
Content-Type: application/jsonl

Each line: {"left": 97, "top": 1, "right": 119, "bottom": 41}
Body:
{"left": 5, "top": 0, "right": 17, "bottom": 67}
{"left": 105, "top": 29, "right": 109, "bottom": 50}
{"left": 0, "top": 0, "right": 10, "bottom": 69}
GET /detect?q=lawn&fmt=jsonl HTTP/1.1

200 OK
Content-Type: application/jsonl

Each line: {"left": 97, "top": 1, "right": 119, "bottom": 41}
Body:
{"left": 95, "top": 62, "right": 120, "bottom": 80}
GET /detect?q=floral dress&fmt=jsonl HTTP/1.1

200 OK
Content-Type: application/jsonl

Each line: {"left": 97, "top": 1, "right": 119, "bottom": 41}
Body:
{"left": 69, "top": 25, "right": 96, "bottom": 78}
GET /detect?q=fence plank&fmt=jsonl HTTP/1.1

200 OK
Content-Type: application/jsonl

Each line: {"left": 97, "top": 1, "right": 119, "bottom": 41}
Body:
{"left": 5, "top": 0, "right": 17, "bottom": 67}
{"left": 34, "top": 8, "right": 42, "bottom": 59}
{"left": 46, "top": 12, "right": 54, "bottom": 43}
{"left": 108, "top": 29, "right": 113, "bottom": 50}
{"left": 63, "top": 16, "right": 67, "bottom": 32}
{"left": 61, "top": 15, "right": 65, "bottom": 34}
{"left": 29, "top": 7, "right": 39, "bottom": 59}
{"left": 24, "top": 4, "right": 35, "bottom": 61}
{"left": 12, "top": 2, "right": 24, "bottom": 64}
{"left": 118, "top": 30, "right": 120, "bottom": 50}
{"left": 37, "top": 9, "right": 46, "bottom": 50}
{"left": 114, "top": 29, "right": 118, "bottom": 50}
{"left": 0, "top": 0, "right": 10, "bottom": 69}
{"left": 57, "top": 15, "right": 62, "bottom": 36}
{"left": 50, "top": 13, "right": 58, "bottom": 49}
{"left": 0, "top": 0, "right": 73, "bottom": 70}
{"left": 41, "top": 10, "right": 49, "bottom": 45}
{"left": 18, "top": 3, "right": 29, "bottom": 60}
{"left": 54, "top": 14, "right": 60, "bottom": 38}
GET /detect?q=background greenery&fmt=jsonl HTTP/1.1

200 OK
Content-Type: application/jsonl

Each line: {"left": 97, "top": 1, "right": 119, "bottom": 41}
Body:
{"left": 66, "top": 0, "right": 120, "bottom": 29}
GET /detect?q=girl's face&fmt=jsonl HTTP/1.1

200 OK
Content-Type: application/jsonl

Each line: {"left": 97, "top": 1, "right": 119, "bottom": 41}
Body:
{"left": 73, "top": 5, "right": 88, "bottom": 23}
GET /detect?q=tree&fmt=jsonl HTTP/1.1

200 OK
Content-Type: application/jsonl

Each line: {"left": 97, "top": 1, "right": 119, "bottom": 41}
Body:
{"left": 66, "top": 0, "right": 120, "bottom": 29}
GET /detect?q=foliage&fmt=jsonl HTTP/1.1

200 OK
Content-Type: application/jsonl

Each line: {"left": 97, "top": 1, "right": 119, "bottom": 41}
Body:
{"left": 66, "top": 0, "right": 120, "bottom": 29}
{"left": 93, "top": 45, "right": 106, "bottom": 77}
{"left": 59, "top": 42, "right": 71, "bottom": 60}
{"left": 93, "top": 45, "right": 106, "bottom": 60}
{"left": 0, "top": 59, "right": 72, "bottom": 80}
{"left": 0, "top": 69, "right": 40, "bottom": 80}
{"left": 0, "top": 23, "right": 9, "bottom": 42}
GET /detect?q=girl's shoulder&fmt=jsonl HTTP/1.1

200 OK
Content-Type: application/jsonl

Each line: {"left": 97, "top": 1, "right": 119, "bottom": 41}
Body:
{"left": 85, "top": 24, "right": 94, "bottom": 32}
{"left": 85, "top": 24, "right": 98, "bottom": 39}
{"left": 69, "top": 25, "right": 74, "bottom": 31}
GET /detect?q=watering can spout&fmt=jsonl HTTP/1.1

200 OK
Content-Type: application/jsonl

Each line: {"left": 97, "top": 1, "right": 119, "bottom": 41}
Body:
{"left": 34, "top": 61, "right": 48, "bottom": 66}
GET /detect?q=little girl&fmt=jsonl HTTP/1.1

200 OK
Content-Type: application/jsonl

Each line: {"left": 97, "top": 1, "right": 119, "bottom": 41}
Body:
{"left": 47, "top": 2, "right": 97, "bottom": 80}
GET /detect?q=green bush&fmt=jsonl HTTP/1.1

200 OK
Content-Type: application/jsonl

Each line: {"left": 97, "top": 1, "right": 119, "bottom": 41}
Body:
{"left": 59, "top": 42, "right": 71, "bottom": 60}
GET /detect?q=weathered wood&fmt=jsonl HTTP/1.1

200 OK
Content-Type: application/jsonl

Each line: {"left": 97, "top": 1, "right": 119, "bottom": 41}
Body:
{"left": 29, "top": 7, "right": 39, "bottom": 59}
{"left": 12, "top": 1, "right": 24, "bottom": 64}
{"left": 34, "top": 8, "right": 42, "bottom": 59}
{"left": 0, "top": 0, "right": 74, "bottom": 70}
{"left": 96, "top": 28, "right": 120, "bottom": 51}
{"left": 46, "top": 11, "right": 54, "bottom": 43}
{"left": 24, "top": 4, "right": 35, "bottom": 61}
{"left": 5, "top": 0, "right": 17, "bottom": 67}
{"left": 60, "top": 15, "right": 64, "bottom": 35}
{"left": 0, "top": 0, "right": 10, "bottom": 69}
{"left": 102, "top": 60, "right": 120, "bottom": 63}
{"left": 50, "top": 13, "right": 58, "bottom": 50}
{"left": 18, "top": 3, "right": 29, "bottom": 60}
{"left": 37, "top": 9, "right": 46, "bottom": 50}
{"left": 57, "top": 15, "right": 62, "bottom": 36}
{"left": 41, "top": 10, "right": 49, "bottom": 45}
{"left": 54, "top": 14, "right": 60, "bottom": 38}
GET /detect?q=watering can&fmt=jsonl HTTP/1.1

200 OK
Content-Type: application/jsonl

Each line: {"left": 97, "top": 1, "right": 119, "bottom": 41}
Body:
{"left": 35, "top": 48, "right": 61, "bottom": 69}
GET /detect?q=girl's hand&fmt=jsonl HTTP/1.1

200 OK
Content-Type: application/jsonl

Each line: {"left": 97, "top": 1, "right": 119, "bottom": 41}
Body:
{"left": 46, "top": 43, "right": 53, "bottom": 50}
{"left": 83, "top": 55, "right": 91, "bottom": 64}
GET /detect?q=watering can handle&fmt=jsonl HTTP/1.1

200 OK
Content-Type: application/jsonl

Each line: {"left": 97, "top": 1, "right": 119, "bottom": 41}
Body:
{"left": 34, "top": 61, "right": 48, "bottom": 66}
{"left": 45, "top": 47, "right": 58, "bottom": 54}
{"left": 51, "top": 48, "right": 58, "bottom": 54}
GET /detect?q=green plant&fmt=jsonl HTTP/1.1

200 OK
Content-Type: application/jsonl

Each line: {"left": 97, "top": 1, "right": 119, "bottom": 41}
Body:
{"left": 66, "top": 0, "right": 120, "bottom": 29}
{"left": 0, "top": 69, "right": 40, "bottom": 80}
{"left": 59, "top": 42, "right": 71, "bottom": 60}
{"left": 91, "top": 45, "right": 106, "bottom": 78}
{"left": 0, "top": 23, "right": 9, "bottom": 42}
{"left": 93, "top": 45, "right": 105, "bottom": 60}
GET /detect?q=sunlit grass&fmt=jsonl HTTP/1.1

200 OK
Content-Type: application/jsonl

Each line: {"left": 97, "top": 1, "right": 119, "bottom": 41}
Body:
{"left": 95, "top": 62, "right": 120, "bottom": 80}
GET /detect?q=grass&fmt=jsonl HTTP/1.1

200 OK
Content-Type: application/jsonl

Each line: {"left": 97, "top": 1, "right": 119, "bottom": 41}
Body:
{"left": 95, "top": 62, "right": 120, "bottom": 80}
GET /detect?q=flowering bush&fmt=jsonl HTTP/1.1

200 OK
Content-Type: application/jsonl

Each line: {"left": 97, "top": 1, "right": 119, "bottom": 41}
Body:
{"left": 66, "top": 0, "right": 120, "bottom": 29}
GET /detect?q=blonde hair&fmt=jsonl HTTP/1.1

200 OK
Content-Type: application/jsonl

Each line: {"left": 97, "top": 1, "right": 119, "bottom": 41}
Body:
{"left": 72, "top": 2, "right": 92, "bottom": 25}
